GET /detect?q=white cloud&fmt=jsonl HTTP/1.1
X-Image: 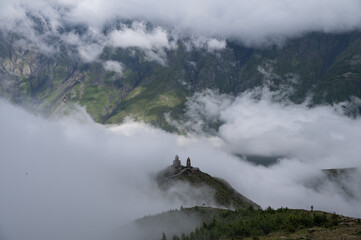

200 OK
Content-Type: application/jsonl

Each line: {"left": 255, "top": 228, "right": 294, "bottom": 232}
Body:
{"left": 108, "top": 22, "right": 175, "bottom": 64}
{"left": 103, "top": 60, "right": 123, "bottom": 75}
{"left": 182, "top": 88, "right": 361, "bottom": 169}
{"left": 78, "top": 43, "right": 105, "bottom": 62}
{"left": 0, "top": 0, "right": 360, "bottom": 62}
{"left": 52, "top": 0, "right": 361, "bottom": 46}
{"left": 1, "top": 0, "right": 361, "bottom": 50}
{"left": 186, "top": 36, "right": 227, "bottom": 52}
{"left": 218, "top": 91, "right": 361, "bottom": 169}
{"left": 109, "top": 22, "right": 171, "bottom": 50}
{"left": 59, "top": 26, "right": 109, "bottom": 62}
{"left": 0, "top": 101, "right": 192, "bottom": 240}
{"left": 63, "top": 0, "right": 361, "bottom": 44}
{"left": 206, "top": 39, "right": 226, "bottom": 51}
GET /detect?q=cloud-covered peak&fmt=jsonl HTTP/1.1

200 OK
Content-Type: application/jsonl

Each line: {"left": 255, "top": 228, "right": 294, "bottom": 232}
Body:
{"left": 1, "top": 0, "right": 361, "bottom": 62}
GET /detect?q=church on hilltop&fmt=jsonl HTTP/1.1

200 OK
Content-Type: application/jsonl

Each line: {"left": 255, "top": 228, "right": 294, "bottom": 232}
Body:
{"left": 172, "top": 155, "right": 199, "bottom": 173}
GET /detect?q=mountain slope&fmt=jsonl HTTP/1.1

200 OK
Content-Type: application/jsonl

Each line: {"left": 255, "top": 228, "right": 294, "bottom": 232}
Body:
{"left": 125, "top": 206, "right": 361, "bottom": 240}
{"left": 156, "top": 164, "right": 261, "bottom": 210}
{"left": 170, "top": 207, "right": 361, "bottom": 240}
{"left": 1, "top": 31, "right": 361, "bottom": 126}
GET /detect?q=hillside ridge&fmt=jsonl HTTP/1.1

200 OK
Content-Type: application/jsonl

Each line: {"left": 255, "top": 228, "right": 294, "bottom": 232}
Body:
{"left": 155, "top": 155, "right": 261, "bottom": 210}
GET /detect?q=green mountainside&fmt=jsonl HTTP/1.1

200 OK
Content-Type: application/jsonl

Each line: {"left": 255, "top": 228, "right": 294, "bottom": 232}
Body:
{"left": 161, "top": 207, "right": 361, "bottom": 240}
{"left": 128, "top": 206, "right": 361, "bottom": 240}
{"left": 1, "top": 31, "right": 361, "bottom": 128}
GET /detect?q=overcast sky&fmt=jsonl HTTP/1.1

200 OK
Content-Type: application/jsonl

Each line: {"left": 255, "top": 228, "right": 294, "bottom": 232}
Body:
{"left": 2, "top": 0, "right": 360, "bottom": 41}
{"left": 1, "top": 0, "right": 361, "bottom": 61}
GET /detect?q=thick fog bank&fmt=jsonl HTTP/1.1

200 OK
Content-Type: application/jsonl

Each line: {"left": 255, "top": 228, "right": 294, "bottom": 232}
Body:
{"left": 0, "top": 101, "right": 189, "bottom": 240}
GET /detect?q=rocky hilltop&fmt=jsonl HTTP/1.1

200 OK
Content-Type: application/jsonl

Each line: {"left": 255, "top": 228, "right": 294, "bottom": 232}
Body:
{"left": 155, "top": 156, "right": 260, "bottom": 210}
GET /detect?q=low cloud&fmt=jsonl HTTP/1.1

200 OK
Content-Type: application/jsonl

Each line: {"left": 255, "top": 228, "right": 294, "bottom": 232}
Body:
{"left": 1, "top": 87, "right": 361, "bottom": 239}
{"left": 109, "top": 22, "right": 175, "bottom": 64}
{"left": 103, "top": 60, "right": 123, "bottom": 75}
{"left": 109, "top": 22, "right": 171, "bottom": 50}
{"left": 206, "top": 38, "right": 227, "bottom": 51}
{"left": 181, "top": 88, "right": 361, "bottom": 169}
{"left": 2, "top": 0, "right": 361, "bottom": 47}
{"left": 0, "top": 102, "right": 182, "bottom": 240}
{"left": 1, "top": 0, "right": 361, "bottom": 62}
{"left": 185, "top": 36, "right": 227, "bottom": 52}
{"left": 78, "top": 43, "right": 106, "bottom": 62}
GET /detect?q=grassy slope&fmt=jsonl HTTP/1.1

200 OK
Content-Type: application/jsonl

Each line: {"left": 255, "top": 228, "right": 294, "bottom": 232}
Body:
{"left": 170, "top": 208, "right": 361, "bottom": 240}
{"left": 105, "top": 67, "right": 187, "bottom": 128}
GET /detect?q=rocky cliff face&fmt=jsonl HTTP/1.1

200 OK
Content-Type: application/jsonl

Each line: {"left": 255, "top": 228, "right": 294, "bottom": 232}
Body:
{"left": 1, "top": 30, "right": 361, "bottom": 127}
